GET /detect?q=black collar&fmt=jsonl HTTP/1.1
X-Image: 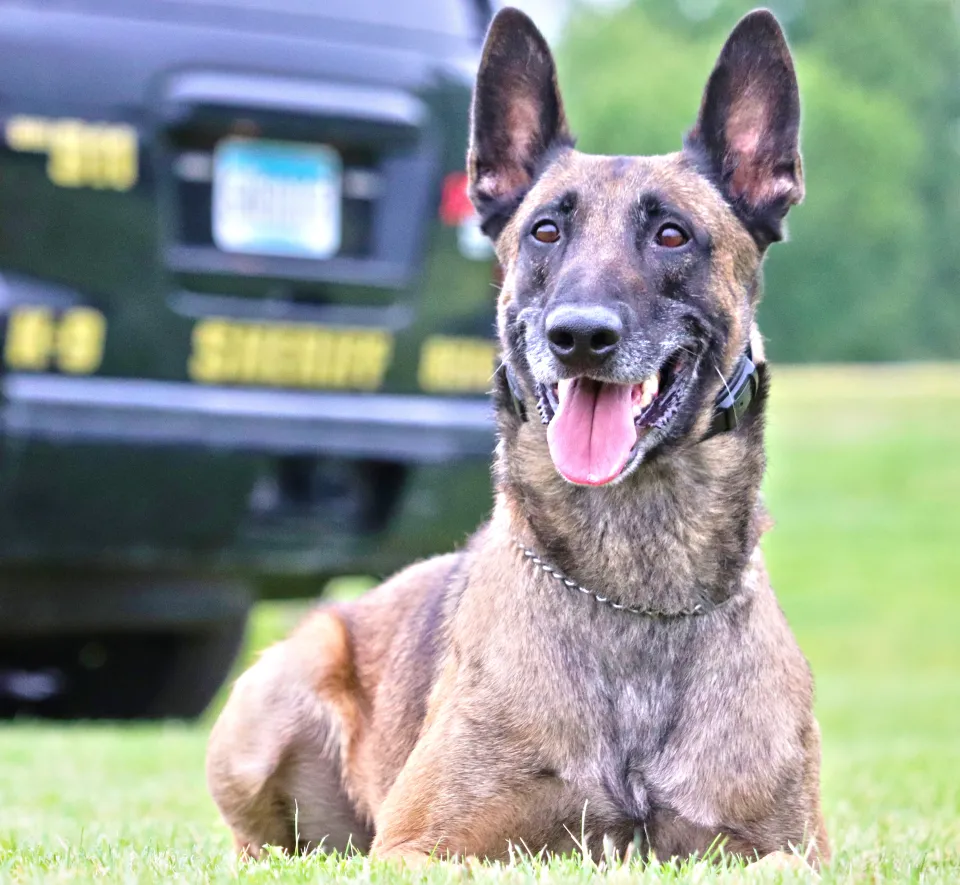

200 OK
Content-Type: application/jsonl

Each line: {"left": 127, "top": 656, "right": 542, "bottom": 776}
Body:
{"left": 499, "top": 347, "right": 759, "bottom": 442}
{"left": 703, "top": 346, "right": 759, "bottom": 441}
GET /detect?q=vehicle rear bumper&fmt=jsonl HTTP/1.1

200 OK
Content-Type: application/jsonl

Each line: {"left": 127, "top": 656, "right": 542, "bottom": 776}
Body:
{"left": 2, "top": 374, "right": 495, "bottom": 461}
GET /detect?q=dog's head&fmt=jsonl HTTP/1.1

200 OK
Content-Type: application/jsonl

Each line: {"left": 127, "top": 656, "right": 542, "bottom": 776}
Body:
{"left": 469, "top": 8, "right": 802, "bottom": 487}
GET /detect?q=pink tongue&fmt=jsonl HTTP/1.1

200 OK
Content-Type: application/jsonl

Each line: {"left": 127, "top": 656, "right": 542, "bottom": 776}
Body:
{"left": 547, "top": 378, "right": 637, "bottom": 486}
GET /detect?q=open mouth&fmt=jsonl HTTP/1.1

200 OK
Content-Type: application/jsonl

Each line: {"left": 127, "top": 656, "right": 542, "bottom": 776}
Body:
{"left": 537, "top": 347, "right": 699, "bottom": 486}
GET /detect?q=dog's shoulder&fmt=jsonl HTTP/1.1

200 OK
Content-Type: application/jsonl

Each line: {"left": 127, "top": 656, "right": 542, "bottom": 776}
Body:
{"left": 341, "top": 547, "right": 475, "bottom": 681}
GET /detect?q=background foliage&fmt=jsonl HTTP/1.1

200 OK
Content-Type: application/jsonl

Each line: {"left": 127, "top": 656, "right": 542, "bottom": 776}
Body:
{"left": 558, "top": 0, "right": 960, "bottom": 362}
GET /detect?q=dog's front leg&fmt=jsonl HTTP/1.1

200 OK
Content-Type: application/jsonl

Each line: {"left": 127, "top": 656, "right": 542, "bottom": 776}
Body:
{"left": 371, "top": 700, "right": 571, "bottom": 863}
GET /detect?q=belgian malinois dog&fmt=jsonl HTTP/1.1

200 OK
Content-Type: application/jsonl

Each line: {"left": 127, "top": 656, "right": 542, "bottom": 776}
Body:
{"left": 207, "top": 7, "right": 829, "bottom": 869}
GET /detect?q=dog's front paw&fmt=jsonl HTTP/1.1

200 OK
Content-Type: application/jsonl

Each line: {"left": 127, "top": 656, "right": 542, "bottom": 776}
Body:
{"left": 751, "top": 850, "right": 820, "bottom": 877}
{"left": 372, "top": 846, "right": 435, "bottom": 868}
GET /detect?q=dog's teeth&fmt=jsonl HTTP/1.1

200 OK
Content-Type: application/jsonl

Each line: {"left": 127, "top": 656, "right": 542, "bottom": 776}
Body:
{"left": 635, "top": 373, "right": 660, "bottom": 411}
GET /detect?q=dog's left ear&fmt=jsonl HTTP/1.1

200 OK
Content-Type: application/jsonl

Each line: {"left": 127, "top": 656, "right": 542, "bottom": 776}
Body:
{"left": 686, "top": 9, "right": 803, "bottom": 247}
{"left": 468, "top": 8, "right": 572, "bottom": 240}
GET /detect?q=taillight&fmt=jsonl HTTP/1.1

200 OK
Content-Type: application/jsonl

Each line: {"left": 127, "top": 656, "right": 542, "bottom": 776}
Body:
{"left": 439, "top": 172, "right": 474, "bottom": 226}
{"left": 440, "top": 171, "right": 495, "bottom": 262}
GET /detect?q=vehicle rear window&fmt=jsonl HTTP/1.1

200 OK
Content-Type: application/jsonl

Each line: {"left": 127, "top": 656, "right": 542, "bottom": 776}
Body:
{"left": 163, "top": 0, "right": 481, "bottom": 37}
{"left": 19, "top": 0, "right": 490, "bottom": 43}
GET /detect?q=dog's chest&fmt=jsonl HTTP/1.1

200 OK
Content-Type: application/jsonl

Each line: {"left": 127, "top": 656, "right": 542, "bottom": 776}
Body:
{"left": 464, "top": 562, "right": 802, "bottom": 849}
{"left": 557, "top": 630, "right": 685, "bottom": 815}
{"left": 526, "top": 611, "right": 750, "bottom": 838}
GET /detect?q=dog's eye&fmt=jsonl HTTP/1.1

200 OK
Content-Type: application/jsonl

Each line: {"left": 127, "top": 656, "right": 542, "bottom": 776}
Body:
{"left": 532, "top": 220, "right": 560, "bottom": 244}
{"left": 655, "top": 224, "right": 689, "bottom": 248}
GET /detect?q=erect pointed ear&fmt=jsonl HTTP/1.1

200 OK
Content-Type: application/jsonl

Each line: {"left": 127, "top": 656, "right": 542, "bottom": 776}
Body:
{"left": 467, "top": 8, "right": 573, "bottom": 240}
{"left": 685, "top": 9, "right": 803, "bottom": 248}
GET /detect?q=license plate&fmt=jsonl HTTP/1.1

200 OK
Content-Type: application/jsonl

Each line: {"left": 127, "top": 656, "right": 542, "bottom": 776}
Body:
{"left": 212, "top": 138, "right": 342, "bottom": 259}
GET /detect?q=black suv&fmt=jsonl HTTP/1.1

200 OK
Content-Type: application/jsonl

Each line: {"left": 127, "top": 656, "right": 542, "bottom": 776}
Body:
{"left": 0, "top": 0, "right": 498, "bottom": 718}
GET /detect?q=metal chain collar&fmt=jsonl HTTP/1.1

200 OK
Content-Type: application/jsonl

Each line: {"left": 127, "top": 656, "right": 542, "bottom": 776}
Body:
{"left": 515, "top": 540, "right": 716, "bottom": 619}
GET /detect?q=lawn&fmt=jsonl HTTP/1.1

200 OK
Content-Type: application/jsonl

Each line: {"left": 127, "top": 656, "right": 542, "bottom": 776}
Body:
{"left": 1, "top": 364, "right": 958, "bottom": 883}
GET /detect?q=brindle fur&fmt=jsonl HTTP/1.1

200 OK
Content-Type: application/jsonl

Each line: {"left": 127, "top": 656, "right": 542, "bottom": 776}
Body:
{"left": 207, "top": 7, "right": 829, "bottom": 868}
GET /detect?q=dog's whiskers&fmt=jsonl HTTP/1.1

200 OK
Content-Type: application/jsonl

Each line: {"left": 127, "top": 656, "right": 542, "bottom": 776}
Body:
{"left": 715, "top": 365, "right": 735, "bottom": 402}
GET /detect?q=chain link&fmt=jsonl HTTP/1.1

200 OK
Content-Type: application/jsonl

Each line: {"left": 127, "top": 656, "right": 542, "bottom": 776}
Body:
{"left": 515, "top": 540, "right": 712, "bottom": 619}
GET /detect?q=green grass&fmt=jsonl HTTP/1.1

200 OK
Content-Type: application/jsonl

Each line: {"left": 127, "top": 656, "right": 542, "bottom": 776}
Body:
{"left": 1, "top": 364, "right": 958, "bottom": 883}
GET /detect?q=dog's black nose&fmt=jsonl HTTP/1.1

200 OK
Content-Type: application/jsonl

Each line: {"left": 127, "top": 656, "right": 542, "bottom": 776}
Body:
{"left": 545, "top": 304, "right": 622, "bottom": 368}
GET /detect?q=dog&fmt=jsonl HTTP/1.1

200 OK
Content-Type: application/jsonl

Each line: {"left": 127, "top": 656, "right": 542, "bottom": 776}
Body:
{"left": 206, "top": 7, "right": 829, "bottom": 869}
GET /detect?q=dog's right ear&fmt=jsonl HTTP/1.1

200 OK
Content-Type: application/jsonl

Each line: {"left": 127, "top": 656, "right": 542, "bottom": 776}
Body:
{"left": 468, "top": 8, "right": 572, "bottom": 240}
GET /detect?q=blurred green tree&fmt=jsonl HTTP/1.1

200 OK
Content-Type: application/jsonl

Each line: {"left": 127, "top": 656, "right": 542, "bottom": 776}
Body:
{"left": 557, "top": 0, "right": 960, "bottom": 361}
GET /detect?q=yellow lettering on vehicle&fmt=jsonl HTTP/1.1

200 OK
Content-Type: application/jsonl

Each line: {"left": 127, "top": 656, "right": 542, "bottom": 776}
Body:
{"left": 4, "top": 306, "right": 107, "bottom": 374}
{"left": 418, "top": 336, "right": 498, "bottom": 393}
{"left": 5, "top": 116, "right": 48, "bottom": 152}
{"left": 187, "top": 320, "right": 231, "bottom": 384}
{"left": 5, "top": 115, "right": 139, "bottom": 191}
{"left": 4, "top": 308, "right": 55, "bottom": 371}
{"left": 187, "top": 318, "right": 394, "bottom": 391}
{"left": 55, "top": 307, "right": 107, "bottom": 374}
